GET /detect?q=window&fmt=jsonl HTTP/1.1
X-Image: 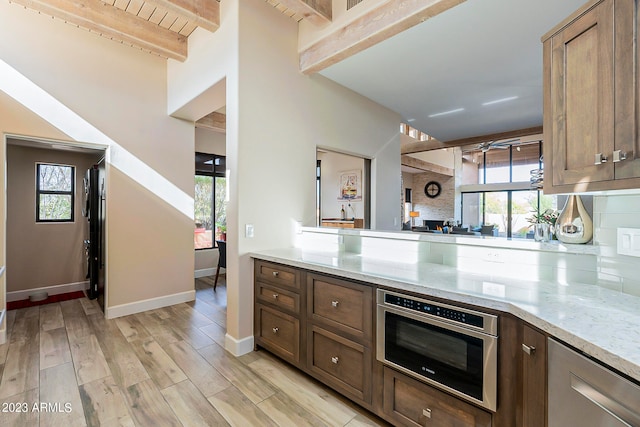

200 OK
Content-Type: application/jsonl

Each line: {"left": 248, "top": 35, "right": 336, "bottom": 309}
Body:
{"left": 36, "top": 163, "right": 75, "bottom": 222}
{"left": 195, "top": 153, "right": 226, "bottom": 250}
{"left": 461, "top": 141, "right": 559, "bottom": 239}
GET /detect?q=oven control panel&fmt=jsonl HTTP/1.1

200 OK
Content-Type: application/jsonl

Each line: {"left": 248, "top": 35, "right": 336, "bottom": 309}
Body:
{"left": 384, "top": 292, "right": 484, "bottom": 329}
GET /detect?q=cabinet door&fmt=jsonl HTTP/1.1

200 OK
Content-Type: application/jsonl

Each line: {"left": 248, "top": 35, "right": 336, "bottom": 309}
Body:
{"left": 613, "top": 0, "right": 640, "bottom": 181}
{"left": 308, "top": 326, "right": 372, "bottom": 405}
{"left": 383, "top": 367, "right": 491, "bottom": 427}
{"left": 255, "top": 304, "right": 300, "bottom": 365}
{"left": 307, "top": 274, "right": 373, "bottom": 342}
{"left": 547, "top": 0, "right": 615, "bottom": 187}
{"left": 522, "top": 325, "right": 547, "bottom": 427}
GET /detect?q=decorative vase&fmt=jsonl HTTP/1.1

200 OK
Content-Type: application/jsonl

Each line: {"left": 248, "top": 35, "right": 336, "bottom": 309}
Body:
{"left": 533, "top": 223, "right": 551, "bottom": 242}
{"left": 555, "top": 195, "right": 593, "bottom": 244}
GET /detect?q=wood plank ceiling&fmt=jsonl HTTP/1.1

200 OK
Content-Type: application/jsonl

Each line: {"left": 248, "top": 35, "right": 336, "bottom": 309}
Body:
{"left": 8, "top": 0, "right": 333, "bottom": 61}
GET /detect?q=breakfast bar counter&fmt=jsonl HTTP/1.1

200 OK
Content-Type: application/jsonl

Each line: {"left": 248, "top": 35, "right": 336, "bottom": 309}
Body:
{"left": 251, "top": 247, "right": 640, "bottom": 384}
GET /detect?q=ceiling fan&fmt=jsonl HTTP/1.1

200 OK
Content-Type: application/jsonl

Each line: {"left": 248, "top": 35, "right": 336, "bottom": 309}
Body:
{"left": 476, "top": 138, "right": 520, "bottom": 153}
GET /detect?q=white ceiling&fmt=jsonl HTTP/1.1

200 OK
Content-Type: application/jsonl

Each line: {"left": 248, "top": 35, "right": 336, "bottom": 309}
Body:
{"left": 320, "top": 0, "right": 586, "bottom": 143}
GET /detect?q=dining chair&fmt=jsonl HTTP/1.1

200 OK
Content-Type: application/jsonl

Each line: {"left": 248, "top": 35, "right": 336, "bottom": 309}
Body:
{"left": 214, "top": 240, "right": 226, "bottom": 291}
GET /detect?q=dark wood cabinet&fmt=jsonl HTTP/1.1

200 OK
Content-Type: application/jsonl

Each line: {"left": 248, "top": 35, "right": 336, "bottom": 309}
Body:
{"left": 306, "top": 273, "right": 374, "bottom": 406}
{"left": 522, "top": 324, "right": 547, "bottom": 427}
{"left": 543, "top": 0, "right": 640, "bottom": 193}
{"left": 254, "top": 260, "right": 304, "bottom": 367}
{"left": 253, "top": 260, "right": 550, "bottom": 427}
{"left": 382, "top": 367, "right": 492, "bottom": 427}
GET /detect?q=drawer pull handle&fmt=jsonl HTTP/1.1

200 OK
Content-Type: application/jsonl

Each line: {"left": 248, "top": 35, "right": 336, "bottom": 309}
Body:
{"left": 594, "top": 153, "right": 608, "bottom": 165}
{"left": 272, "top": 271, "right": 279, "bottom": 277}
{"left": 422, "top": 408, "right": 432, "bottom": 419}
{"left": 331, "top": 300, "right": 339, "bottom": 308}
{"left": 522, "top": 344, "right": 536, "bottom": 355}
{"left": 273, "top": 294, "right": 279, "bottom": 299}
{"left": 613, "top": 150, "right": 630, "bottom": 162}
{"left": 272, "top": 327, "right": 279, "bottom": 334}
{"left": 331, "top": 356, "right": 339, "bottom": 364}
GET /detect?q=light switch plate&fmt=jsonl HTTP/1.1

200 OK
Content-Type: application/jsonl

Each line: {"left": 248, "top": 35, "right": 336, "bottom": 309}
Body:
{"left": 617, "top": 227, "right": 640, "bottom": 257}
{"left": 245, "top": 224, "right": 254, "bottom": 238}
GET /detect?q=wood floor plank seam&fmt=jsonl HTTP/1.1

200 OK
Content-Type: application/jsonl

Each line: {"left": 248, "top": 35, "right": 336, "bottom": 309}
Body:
{"left": 0, "top": 277, "right": 387, "bottom": 427}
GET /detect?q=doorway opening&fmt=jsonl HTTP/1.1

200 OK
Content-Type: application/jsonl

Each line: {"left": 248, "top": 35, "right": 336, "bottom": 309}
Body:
{"left": 316, "top": 148, "right": 371, "bottom": 229}
{"left": 5, "top": 135, "right": 107, "bottom": 312}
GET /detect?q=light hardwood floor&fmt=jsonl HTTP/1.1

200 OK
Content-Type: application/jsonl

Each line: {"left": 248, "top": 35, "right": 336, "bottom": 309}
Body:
{"left": 0, "top": 276, "right": 389, "bottom": 426}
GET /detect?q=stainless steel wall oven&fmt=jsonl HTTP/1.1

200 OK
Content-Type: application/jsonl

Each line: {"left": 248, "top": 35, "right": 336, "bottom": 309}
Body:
{"left": 377, "top": 289, "right": 498, "bottom": 411}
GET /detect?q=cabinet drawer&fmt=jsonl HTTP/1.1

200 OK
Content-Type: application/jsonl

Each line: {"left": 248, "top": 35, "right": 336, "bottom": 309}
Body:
{"left": 383, "top": 367, "right": 491, "bottom": 427}
{"left": 256, "top": 305, "right": 299, "bottom": 365}
{"left": 308, "top": 326, "right": 371, "bottom": 404}
{"left": 256, "top": 282, "right": 300, "bottom": 314}
{"left": 308, "top": 274, "right": 372, "bottom": 341}
{"left": 255, "top": 261, "right": 300, "bottom": 290}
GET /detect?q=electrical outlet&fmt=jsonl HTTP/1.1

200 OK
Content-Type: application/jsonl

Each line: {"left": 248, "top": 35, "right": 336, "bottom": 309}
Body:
{"left": 617, "top": 228, "right": 640, "bottom": 257}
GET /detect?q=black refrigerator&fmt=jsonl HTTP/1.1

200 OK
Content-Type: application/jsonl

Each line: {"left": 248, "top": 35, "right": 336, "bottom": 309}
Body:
{"left": 84, "top": 161, "right": 105, "bottom": 311}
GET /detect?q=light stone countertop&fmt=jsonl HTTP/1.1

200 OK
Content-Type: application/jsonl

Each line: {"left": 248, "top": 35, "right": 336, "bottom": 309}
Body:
{"left": 251, "top": 247, "right": 640, "bottom": 383}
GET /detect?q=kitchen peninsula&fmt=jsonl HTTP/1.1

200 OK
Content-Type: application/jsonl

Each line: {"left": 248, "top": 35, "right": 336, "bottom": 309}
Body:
{"left": 252, "top": 227, "right": 640, "bottom": 426}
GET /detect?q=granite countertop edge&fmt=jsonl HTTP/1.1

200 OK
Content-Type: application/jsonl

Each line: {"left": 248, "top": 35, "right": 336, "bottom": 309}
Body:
{"left": 251, "top": 248, "right": 640, "bottom": 384}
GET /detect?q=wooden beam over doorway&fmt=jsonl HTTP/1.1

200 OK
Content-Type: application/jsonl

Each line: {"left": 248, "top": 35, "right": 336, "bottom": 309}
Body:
{"left": 196, "top": 112, "right": 226, "bottom": 133}
{"left": 300, "top": 0, "right": 465, "bottom": 74}
{"left": 401, "top": 126, "right": 544, "bottom": 154}
{"left": 401, "top": 155, "right": 454, "bottom": 176}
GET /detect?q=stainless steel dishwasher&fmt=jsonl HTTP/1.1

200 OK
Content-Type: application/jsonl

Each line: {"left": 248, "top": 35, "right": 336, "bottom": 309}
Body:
{"left": 548, "top": 338, "right": 640, "bottom": 427}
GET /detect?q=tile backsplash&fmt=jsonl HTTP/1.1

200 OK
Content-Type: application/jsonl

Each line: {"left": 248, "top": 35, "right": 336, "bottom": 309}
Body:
{"left": 593, "top": 194, "right": 640, "bottom": 297}
{"left": 301, "top": 194, "right": 640, "bottom": 297}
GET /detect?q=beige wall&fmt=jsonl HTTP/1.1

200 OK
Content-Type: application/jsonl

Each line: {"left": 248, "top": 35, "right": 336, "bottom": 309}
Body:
{"left": 412, "top": 171, "right": 456, "bottom": 224}
{"left": 0, "top": 1, "right": 195, "bottom": 317}
{"left": 168, "top": 0, "right": 401, "bottom": 353}
{"left": 195, "top": 128, "right": 226, "bottom": 273}
{"left": 6, "top": 144, "right": 102, "bottom": 292}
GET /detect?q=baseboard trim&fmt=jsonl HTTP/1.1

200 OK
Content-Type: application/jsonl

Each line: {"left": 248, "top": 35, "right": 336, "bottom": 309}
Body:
{"left": 225, "top": 333, "right": 254, "bottom": 356}
{"left": 195, "top": 268, "right": 221, "bottom": 278}
{"left": 7, "top": 281, "right": 89, "bottom": 302}
{"left": 105, "top": 290, "right": 196, "bottom": 319}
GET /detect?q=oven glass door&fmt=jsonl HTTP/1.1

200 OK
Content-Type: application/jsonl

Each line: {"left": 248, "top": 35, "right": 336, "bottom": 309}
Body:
{"left": 384, "top": 310, "right": 484, "bottom": 401}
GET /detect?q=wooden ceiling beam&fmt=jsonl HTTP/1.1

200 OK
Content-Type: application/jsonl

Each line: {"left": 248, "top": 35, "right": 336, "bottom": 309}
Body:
{"left": 300, "top": 0, "right": 465, "bottom": 74}
{"left": 272, "top": 0, "right": 331, "bottom": 25}
{"left": 401, "top": 155, "right": 454, "bottom": 176}
{"left": 147, "top": 0, "right": 219, "bottom": 32}
{"left": 401, "top": 126, "right": 544, "bottom": 154}
{"left": 196, "top": 112, "right": 226, "bottom": 133}
{"left": 11, "top": 0, "right": 188, "bottom": 61}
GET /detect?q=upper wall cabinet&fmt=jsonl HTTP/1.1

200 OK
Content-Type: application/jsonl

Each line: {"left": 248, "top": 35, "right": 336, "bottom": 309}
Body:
{"left": 543, "top": 0, "right": 640, "bottom": 194}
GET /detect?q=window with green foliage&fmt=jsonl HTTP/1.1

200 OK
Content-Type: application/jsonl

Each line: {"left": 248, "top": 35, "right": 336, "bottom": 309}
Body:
{"left": 195, "top": 153, "right": 226, "bottom": 250}
{"left": 36, "top": 163, "right": 75, "bottom": 222}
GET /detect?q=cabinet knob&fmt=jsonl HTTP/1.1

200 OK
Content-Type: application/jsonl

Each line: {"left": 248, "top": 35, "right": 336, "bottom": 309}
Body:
{"left": 422, "top": 408, "right": 432, "bottom": 419}
{"left": 613, "top": 150, "right": 630, "bottom": 162}
{"left": 272, "top": 271, "right": 279, "bottom": 277}
{"left": 331, "top": 300, "right": 340, "bottom": 308}
{"left": 594, "top": 153, "right": 608, "bottom": 165}
{"left": 331, "top": 356, "right": 339, "bottom": 364}
{"left": 272, "top": 294, "right": 279, "bottom": 299}
{"left": 272, "top": 327, "right": 279, "bottom": 334}
{"left": 522, "top": 343, "right": 536, "bottom": 355}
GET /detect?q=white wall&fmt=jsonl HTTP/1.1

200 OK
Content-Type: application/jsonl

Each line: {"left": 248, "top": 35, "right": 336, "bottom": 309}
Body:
{"left": 167, "top": 0, "right": 401, "bottom": 354}
{"left": 0, "top": 2, "right": 195, "bottom": 318}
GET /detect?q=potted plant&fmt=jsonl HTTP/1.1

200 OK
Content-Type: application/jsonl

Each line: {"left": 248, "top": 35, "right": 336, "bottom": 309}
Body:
{"left": 526, "top": 208, "right": 558, "bottom": 241}
{"left": 216, "top": 223, "right": 227, "bottom": 242}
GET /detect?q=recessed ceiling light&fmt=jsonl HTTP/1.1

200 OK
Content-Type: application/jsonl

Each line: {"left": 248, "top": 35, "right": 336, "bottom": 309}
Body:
{"left": 482, "top": 96, "right": 518, "bottom": 106}
{"left": 407, "top": 118, "right": 416, "bottom": 122}
{"left": 428, "top": 108, "right": 464, "bottom": 118}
